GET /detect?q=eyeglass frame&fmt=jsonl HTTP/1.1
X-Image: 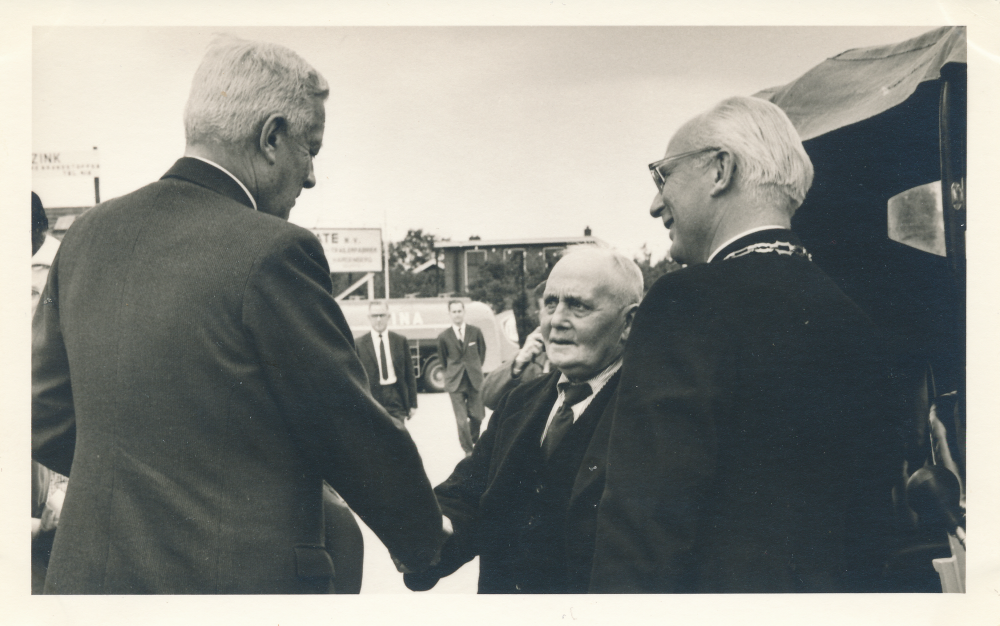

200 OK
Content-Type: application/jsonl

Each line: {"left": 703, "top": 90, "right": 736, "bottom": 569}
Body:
{"left": 649, "top": 146, "right": 721, "bottom": 191}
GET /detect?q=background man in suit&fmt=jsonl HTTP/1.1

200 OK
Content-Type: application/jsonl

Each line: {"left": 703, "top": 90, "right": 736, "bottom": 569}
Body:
{"left": 589, "top": 96, "right": 901, "bottom": 593}
{"left": 32, "top": 35, "right": 446, "bottom": 594}
{"left": 355, "top": 300, "right": 418, "bottom": 426}
{"left": 405, "top": 247, "right": 642, "bottom": 593}
{"left": 482, "top": 281, "right": 556, "bottom": 411}
{"left": 437, "top": 300, "right": 487, "bottom": 455}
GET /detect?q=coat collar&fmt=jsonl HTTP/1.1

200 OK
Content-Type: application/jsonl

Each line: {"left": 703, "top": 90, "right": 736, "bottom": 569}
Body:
{"left": 161, "top": 157, "right": 256, "bottom": 210}
{"left": 709, "top": 228, "right": 802, "bottom": 264}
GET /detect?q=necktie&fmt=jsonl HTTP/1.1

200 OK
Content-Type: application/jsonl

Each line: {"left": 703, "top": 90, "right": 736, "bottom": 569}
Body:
{"left": 541, "top": 382, "right": 592, "bottom": 459}
{"left": 379, "top": 334, "right": 389, "bottom": 381}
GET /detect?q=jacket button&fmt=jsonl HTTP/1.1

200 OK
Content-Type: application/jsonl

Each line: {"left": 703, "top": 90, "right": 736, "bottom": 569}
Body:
{"left": 535, "top": 484, "right": 543, "bottom": 494}
{"left": 515, "top": 583, "right": 522, "bottom": 591}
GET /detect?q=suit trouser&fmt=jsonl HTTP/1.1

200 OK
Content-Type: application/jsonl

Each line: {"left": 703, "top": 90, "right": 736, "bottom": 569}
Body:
{"left": 375, "top": 383, "right": 408, "bottom": 427}
{"left": 449, "top": 374, "right": 485, "bottom": 454}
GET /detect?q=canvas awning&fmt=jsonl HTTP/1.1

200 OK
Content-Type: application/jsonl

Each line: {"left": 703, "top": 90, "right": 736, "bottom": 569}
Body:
{"left": 755, "top": 26, "right": 966, "bottom": 141}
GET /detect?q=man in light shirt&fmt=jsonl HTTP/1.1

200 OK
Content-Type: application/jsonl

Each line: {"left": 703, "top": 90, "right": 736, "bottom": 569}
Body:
{"left": 355, "top": 300, "right": 418, "bottom": 426}
{"left": 405, "top": 247, "right": 642, "bottom": 593}
{"left": 590, "top": 96, "right": 901, "bottom": 593}
{"left": 437, "top": 300, "right": 487, "bottom": 455}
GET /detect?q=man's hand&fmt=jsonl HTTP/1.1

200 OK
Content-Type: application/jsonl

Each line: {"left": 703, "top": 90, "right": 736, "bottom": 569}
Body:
{"left": 391, "top": 516, "right": 454, "bottom": 573}
{"left": 408, "top": 407, "right": 417, "bottom": 420}
{"left": 512, "top": 327, "right": 545, "bottom": 378}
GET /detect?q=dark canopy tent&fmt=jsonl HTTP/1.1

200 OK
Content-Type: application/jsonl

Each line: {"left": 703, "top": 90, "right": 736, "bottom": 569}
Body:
{"left": 757, "top": 26, "right": 966, "bottom": 401}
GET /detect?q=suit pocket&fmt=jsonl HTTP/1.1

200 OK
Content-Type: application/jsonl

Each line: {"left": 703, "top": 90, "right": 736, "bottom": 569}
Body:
{"left": 294, "top": 545, "right": 336, "bottom": 582}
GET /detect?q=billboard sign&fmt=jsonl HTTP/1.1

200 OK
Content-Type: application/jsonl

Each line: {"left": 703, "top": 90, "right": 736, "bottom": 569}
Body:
{"left": 312, "top": 228, "right": 383, "bottom": 273}
{"left": 32, "top": 150, "right": 100, "bottom": 178}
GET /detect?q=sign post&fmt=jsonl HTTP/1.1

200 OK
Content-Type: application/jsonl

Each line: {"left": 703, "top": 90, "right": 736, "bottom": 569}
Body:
{"left": 312, "top": 228, "right": 385, "bottom": 301}
{"left": 32, "top": 149, "right": 101, "bottom": 205}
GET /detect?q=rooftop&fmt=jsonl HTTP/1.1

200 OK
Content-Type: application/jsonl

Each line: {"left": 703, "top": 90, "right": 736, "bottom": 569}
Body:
{"left": 434, "top": 236, "right": 606, "bottom": 249}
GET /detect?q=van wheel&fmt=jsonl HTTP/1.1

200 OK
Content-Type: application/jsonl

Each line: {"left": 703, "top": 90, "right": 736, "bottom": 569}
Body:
{"left": 421, "top": 357, "right": 446, "bottom": 393}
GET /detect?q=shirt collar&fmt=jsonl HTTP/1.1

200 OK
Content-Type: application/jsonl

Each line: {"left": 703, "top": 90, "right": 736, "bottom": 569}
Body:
{"left": 556, "top": 355, "right": 623, "bottom": 398}
{"left": 187, "top": 156, "right": 258, "bottom": 211}
{"left": 706, "top": 225, "right": 787, "bottom": 263}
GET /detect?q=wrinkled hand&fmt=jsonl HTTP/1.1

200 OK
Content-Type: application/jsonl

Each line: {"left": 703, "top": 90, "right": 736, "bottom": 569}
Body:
{"left": 391, "top": 516, "right": 454, "bottom": 574}
{"left": 512, "top": 328, "right": 545, "bottom": 377}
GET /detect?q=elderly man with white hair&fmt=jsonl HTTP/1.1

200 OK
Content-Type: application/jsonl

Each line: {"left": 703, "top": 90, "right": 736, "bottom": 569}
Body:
{"left": 589, "top": 96, "right": 901, "bottom": 593}
{"left": 32, "top": 36, "right": 445, "bottom": 594}
{"left": 404, "top": 246, "right": 642, "bottom": 594}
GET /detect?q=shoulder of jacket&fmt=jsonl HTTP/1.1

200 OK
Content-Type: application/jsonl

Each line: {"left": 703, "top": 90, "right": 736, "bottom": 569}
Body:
{"left": 506, "top": 369, "right": 559, "bottom": 404}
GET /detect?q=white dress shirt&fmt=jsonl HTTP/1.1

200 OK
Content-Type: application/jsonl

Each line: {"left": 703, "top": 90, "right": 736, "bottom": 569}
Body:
{"left": 453, "top": 323, "right": 466, "bottom": 343}
{"left": 188, "top": 156, "right": 258, "bottom": 211}
{"left": 540, "top": 357, "right": 623, "bottom": 444}
{"left": 369, "top": 330, "right": 398, "bottom": 385}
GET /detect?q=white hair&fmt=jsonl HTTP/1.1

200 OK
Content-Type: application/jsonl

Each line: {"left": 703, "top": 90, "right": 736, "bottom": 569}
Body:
{"left": 558, "top": 246, "right": 644, "bottom": 309}
{"left": 694, "top": 96, "right": 814, "bottom": 213}
{"left": 184, "top": 35, "right": 329, "bottom": 146}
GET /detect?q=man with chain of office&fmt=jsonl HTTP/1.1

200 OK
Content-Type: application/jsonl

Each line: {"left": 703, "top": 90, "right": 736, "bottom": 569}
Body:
{"left": 590, "top": 96, "right": 903, "bottom": 593}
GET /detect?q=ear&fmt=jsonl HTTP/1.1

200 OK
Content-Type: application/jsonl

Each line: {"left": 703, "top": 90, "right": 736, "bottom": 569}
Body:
{"left": 708, "top": 150, "right": 736, "bottom": 197}
{"left": 258, "top": 113, "right": 288, "bottom": 165}
{"left": 620, "top": 303, "right": 640, "bottom": 343}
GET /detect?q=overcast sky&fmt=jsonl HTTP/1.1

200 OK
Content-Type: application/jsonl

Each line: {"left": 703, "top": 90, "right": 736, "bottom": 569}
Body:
{"left": 33, "top": 25, "right": 936, "bottom": 260}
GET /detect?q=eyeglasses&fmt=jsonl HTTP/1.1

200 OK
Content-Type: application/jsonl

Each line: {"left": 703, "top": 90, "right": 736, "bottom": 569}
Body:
{"left": 649, "top": 147, "right": 720, "bottom": 191}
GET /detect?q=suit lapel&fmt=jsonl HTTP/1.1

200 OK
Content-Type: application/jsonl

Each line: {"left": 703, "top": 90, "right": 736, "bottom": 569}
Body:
{"left": 569, "top": 371, "right": 621, "bottom": 503}
{"left": 486, "top": 373, "right": 560, "bottom": 481}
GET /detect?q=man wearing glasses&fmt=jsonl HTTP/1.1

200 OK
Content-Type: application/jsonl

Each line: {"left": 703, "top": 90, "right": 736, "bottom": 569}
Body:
{"left": 355, "top": 300, "right": 419, "bottom": 426}
{"left": 589, "top": 96, "right": 902, "bottom": 593}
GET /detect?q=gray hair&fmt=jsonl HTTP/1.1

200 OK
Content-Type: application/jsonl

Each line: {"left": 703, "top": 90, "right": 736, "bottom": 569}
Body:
{"left": 693, "top": 96, "right": 813, "bottom": 213}
{"left": 184, "top": 35, "right": 329, "bottom": 146}
{"left": 559, "top": 246, "right": 644, "bottom": 309}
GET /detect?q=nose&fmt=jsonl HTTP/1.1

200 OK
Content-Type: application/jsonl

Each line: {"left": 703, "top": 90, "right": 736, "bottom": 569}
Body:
{"left": 303, "top": 160, "right": 316, "bottom": 189}
{"left": 549, "top": 302, "right": 572, "bottom": 329}
{"left": 650, "top": 192, "right": 665, "bottom": 218}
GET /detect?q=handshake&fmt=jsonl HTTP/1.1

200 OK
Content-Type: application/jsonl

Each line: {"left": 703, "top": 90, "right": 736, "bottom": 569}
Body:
{"left": 390, "top": 515, "right": 454, "bottom": 582}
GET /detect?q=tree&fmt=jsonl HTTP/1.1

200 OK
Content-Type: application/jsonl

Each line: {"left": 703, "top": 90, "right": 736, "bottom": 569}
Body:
{"left": 634, "top": 244, "right": 681, "bottom": 291}
{"left": 389, "top": 229, "right": 437, "bottom": 271}
{"left": 467, "top": 253, "right": 550, "bottom": 345}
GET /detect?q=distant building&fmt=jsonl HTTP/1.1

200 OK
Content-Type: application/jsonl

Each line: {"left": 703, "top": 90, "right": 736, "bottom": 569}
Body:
{"left": 42, "top": 206, "right": 91, "bottom": 240}
{"left": 434, "top": 232, "right": 606, "bottom": 294}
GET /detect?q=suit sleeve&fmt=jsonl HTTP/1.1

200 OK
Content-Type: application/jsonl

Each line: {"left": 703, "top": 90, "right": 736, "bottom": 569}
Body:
{"left": 243, "top": 229, "right": 443, "bottom": 571}
{"left": 436, "top": 334, "right": 448, "bottom": 370}
{"left": 590, "top": 273, "right": 726, "bottom": 592}
{"left": 404, "top": 389, "right": 508, "bottom": 590}
{"left": 32, "top": 250, "right": 77, "bottom": 477}
{"left": 477, "top": 327, "right": 487, "bottom": 365}
{"left": 398, "top": 334, "right": 418, "bottom": 409}
{"left": 481, "top": 358, "right": 542, "bottom": 411}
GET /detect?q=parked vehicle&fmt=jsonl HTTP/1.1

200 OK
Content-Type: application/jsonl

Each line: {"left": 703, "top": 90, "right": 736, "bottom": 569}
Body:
{"left": 338, "top": 297, "right": 520, "bottom": 393}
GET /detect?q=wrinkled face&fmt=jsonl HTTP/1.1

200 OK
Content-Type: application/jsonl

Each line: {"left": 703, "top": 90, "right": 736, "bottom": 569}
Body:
{"left": 257, "top": 98, "right": 325, "bottom": 220}
{"left": 541, "top": 256, "right": 629, "bottom": 382}
{"left": 649, "top": 124, "right": 717, "bottom": 265}
{"left": 449, "top": 303, "right": 465, "bottom": 326}
{"left": 368, "top": 303, "right": 390, "bottom": 333}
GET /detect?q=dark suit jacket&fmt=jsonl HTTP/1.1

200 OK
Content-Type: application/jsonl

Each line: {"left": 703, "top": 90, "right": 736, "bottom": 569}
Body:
{"left": 32, "top": 157, "right": 442, "bottom": 594}
{"left": 481, "top": 353, "right": 553, "bottom": 411}
{"left": 406, "top": 370, "right": 620, "bottom": 593}
{"left": 355, "top": 330, "right": 418, "bottom": 412}
{"left": 437, "top": 324, "right": 486, "bottom": 392}
{"left": 590, "top": 229, "right": 902, "bottom": 593}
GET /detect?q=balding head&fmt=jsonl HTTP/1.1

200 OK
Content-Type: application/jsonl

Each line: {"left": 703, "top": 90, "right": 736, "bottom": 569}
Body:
{"left": 541, "top": 246, "right": 642, "bottom": 382}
